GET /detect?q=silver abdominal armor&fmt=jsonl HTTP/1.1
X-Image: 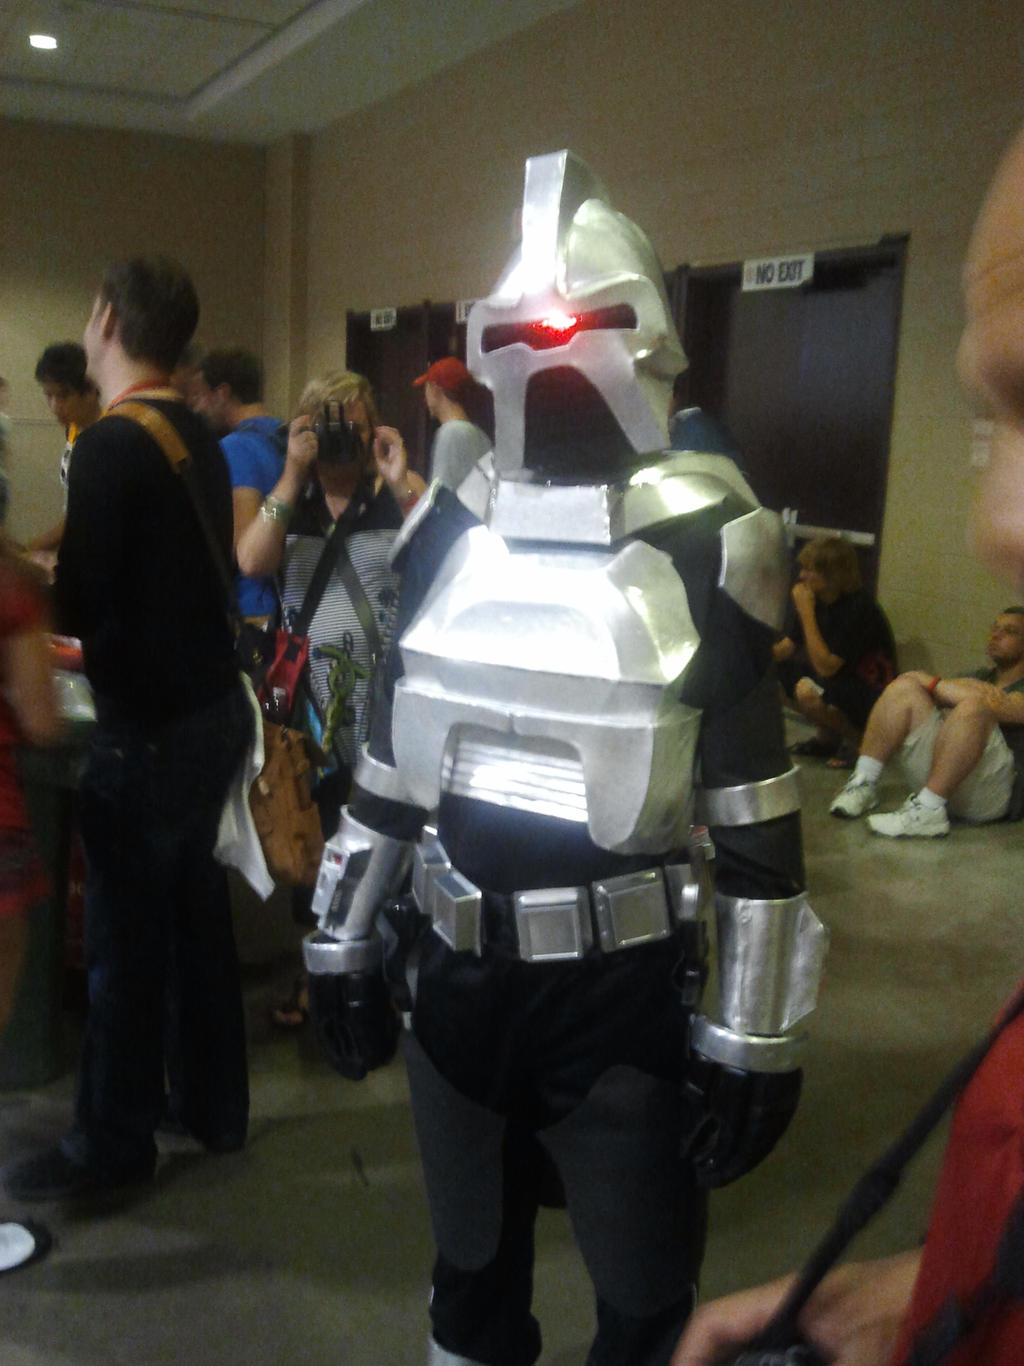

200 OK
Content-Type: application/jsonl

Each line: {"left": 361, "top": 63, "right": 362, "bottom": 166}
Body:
{"left": 393, "top": 518, "right": 701, "bottom": 855}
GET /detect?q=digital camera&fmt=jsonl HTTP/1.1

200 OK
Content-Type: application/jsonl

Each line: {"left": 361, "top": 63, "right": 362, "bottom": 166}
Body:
{"left": 312, "top": 402, "right": 363, "bottom": 465}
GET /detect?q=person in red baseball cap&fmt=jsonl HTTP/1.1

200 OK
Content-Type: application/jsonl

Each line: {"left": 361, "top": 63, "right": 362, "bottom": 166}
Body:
{"left": 414, "top": 357, "right": 491, "bottom": 490}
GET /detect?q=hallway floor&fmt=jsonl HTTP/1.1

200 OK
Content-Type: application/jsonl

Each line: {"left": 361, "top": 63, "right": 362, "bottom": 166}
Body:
{"left": 2, "top": 734, "right": 1022, "bottom": 1365}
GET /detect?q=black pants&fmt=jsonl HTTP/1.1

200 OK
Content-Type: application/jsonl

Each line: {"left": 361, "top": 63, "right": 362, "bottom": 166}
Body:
{"left": 65, "top": 689, "right": 251, "bottom": 1177}
{"left": 410, "top": 930, "right": 705, "bottom": 1366}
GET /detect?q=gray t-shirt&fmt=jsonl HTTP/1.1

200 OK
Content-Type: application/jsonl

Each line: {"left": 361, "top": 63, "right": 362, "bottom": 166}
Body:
{"left": 430, "top": 419, "right": 490, "bottom": 492}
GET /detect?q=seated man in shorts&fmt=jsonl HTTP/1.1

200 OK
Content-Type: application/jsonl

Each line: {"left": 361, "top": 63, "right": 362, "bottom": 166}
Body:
{"left": 830, "top": 607, "right": 1024, "bottom": 837}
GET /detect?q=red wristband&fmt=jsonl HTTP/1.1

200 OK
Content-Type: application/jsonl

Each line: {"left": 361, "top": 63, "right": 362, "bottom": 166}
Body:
{"left": 926, "top": 676, "right": 941, "bottom": 695}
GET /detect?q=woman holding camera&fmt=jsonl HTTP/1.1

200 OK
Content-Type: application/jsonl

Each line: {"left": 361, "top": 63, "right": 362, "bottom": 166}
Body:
{"left": 238, "top": 370, "right": 423, "bottom": 782}
{"left": 237, "top": 370, "right": 423, "bottom": 1026}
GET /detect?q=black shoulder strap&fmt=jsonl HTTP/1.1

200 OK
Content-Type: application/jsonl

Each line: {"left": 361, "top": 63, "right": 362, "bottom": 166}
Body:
{"left": 290, "top": 490, "right": 367, "bottom": 640}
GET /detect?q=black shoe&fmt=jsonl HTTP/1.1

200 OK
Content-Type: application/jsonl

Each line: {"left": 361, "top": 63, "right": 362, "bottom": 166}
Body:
{"left": 2, "top": 1146, "right": 152, "bottom": 1203}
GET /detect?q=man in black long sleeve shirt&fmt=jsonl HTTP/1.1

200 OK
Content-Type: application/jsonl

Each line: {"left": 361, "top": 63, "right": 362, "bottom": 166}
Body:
{"left": 4, "top": 258, "right": 252, "bottom": 1202}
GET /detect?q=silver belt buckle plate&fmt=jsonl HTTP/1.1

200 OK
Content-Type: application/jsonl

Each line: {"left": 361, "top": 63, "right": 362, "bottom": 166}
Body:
{"left": 431, "top": 868, "right": 483, "bottom": 954}
{"left": 412, "top": 834, "right": 451, "bottom": 911}
{"left": 592, "top": 869, "right": 671, "bottom": 951}
{"left": 513, "top": 887, "right": 592, "bottom": 962}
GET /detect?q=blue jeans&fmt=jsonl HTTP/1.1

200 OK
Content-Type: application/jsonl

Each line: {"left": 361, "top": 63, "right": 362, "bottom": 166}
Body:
{"left": 64, "top": 687, "right": 251, "bottom": 1179}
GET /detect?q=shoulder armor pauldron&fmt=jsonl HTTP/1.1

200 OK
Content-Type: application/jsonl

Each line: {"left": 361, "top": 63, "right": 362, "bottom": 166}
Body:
{"left": 486, "top": 451, "right": 758, "bottom": 546}
{"left": 717, "top": 505, "right": 789, "bottom": 631}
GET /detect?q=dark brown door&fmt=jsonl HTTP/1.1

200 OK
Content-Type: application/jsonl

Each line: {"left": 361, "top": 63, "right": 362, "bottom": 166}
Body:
{"left": 346, "top": 303, "right": 434, "bottom": 478}
{"left": 673, "top": 237, "right": 907, "bottom": 592}
{"left": 347, "top": 301, "right": 486, "bottom": 479}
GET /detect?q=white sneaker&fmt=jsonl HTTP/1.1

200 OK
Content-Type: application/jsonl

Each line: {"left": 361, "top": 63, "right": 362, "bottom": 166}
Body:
{"left": 829, "top": 776, "right": 879, "bottom": 819}
{"left": 867, "top": 795, "right": 950, "bottom": 839}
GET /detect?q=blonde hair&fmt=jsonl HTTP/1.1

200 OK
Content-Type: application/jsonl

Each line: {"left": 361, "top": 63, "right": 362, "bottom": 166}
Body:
{"left": 797, "top": 536, "right": 862, "bottom": 595}
{"left": 297, "top": 371, "right": 380, "bottom": 428}
{"left": 296, "top": 370, "right": 380, "bottom": 477}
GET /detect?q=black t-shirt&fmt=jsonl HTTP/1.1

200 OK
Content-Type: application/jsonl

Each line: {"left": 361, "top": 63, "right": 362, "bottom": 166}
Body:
{"left": 793, "top": 587, "right": 895, "bottom": 680}
{"left": 55, "top": 399, "right": 238, "bottom": 726}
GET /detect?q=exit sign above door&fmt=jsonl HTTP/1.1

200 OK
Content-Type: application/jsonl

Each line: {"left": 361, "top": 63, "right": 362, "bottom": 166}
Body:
{"left": 742, "top": 252, "right": 814, "bottom": 291}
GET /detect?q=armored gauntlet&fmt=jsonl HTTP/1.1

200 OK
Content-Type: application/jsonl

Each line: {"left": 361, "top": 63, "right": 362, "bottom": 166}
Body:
{"left": 302, "top": 809, "right": 413, "bottom": 1080}
{"left": 684, "top": 889, "right": 825, "bottom": 1186}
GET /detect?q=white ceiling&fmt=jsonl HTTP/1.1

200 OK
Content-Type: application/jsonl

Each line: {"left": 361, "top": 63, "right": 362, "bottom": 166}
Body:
{"left": 0, "top": 0, "right": 582, "bottom": 144}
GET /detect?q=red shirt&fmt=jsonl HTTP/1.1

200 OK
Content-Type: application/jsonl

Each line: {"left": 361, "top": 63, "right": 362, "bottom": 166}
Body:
{"left": 0, "top": 560, "right": 46, "bottom": 830}
{"left": 893, "top": 985, "right": 1024, "bottom": 1365}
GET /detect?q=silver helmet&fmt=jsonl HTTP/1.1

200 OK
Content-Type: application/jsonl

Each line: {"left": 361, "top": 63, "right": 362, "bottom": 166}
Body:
{"left": 467, "top": 149, "right": 686, "bottom": 482}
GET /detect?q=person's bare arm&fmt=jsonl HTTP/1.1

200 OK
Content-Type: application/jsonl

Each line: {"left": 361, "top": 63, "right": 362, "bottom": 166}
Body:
{"left": 236, "top": 419, "right": 318, "bottom": 577}
{"left": 932, "top": 675, "right": 1024, "bottom": 723}
{"left": 671, "top": 1251, "right": 921, "bottom": 1366}
{"left": 792, "top": 582, "right": 845, "bottom": 678}
{"left": 3, "top": 626, "right": 60, "bottom": 747}
{"left": 373, "top": 426, "right": 427, "bottom": 513}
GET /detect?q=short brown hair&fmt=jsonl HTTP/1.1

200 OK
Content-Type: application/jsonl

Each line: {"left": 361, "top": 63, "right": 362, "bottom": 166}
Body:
{"left": 797, "top": 536, "right": 862, "bottom": 594}
{"left": 98, "top": 257, "right": 199, "bottom": 372}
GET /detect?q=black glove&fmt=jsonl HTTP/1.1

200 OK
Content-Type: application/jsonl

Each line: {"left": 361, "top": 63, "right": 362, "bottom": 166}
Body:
{"left": 307, "top": 969, "right": 400, "bottom": 1081}
{"left": 681, "top": 1058, "right": 802, "bottom": 1187}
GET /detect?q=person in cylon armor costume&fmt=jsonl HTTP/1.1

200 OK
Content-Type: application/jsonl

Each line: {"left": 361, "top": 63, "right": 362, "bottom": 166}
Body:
{"left": 303, "top": 151, "right": 827, "bottom": 1366}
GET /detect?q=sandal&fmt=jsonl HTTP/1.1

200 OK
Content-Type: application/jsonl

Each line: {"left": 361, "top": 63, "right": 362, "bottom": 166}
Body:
{"left": 826, "top": 743, "right": 858, "bottom": 770}
{"left": 270, "top": 975, "right": 309, "bottom": 1030}
{"left": 789, "top": 736, "right": 840, "bottom": 758}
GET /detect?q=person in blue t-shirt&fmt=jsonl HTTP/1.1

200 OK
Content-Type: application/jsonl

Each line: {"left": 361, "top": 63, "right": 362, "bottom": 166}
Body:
{"left": 191, "top": 349, "right": 284, "bottom": 622}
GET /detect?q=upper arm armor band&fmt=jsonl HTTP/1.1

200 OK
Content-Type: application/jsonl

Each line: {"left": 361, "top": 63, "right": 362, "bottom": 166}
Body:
{"left": 698, "top": 767, "right": 801, "bottom": 828}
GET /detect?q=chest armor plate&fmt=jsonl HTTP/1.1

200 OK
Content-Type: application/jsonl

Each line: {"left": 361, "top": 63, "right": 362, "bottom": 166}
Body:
{"left": 392, "top": 525, "right": 702, "bottom": 854}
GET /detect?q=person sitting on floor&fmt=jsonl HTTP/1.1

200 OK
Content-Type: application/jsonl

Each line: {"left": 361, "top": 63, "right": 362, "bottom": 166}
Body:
{"left": 775, "top": 535, "right": 896, "bottom": 766}
{"left": 830, "top": 606, "right": 1024, "bottom": 837}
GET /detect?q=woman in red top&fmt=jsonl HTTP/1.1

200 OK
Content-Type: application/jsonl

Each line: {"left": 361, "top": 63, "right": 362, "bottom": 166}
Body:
{"left": 0, "top": 545, "right": 59, "bottom": 1272}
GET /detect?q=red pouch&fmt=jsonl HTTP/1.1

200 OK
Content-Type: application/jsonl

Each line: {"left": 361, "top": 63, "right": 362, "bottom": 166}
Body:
{"left": 257, "top": 630, "right": 310, "bottom": 721}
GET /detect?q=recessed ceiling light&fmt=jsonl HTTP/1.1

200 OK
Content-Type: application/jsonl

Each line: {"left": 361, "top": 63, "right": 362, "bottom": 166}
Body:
{"left": 29, "top": 34, "right": 58, "bottom": 50}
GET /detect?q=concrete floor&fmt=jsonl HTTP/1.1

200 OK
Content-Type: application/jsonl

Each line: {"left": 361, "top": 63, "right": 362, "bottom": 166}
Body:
{"left": 2, "top": 729, "right": 1023, "bottom": 1365}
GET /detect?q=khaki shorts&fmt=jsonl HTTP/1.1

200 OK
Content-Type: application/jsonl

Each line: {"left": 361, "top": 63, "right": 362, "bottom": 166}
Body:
{"left": 900, "top": 709, "right": 1014, "bottom": 823}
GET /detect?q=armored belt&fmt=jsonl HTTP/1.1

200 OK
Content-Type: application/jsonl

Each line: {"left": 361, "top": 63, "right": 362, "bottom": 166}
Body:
{"left": 411, "top": 834, "right": 710, "bottom": 964}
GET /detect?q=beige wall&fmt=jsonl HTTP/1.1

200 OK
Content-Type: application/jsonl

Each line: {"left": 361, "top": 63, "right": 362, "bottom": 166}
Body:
{"left": 0, "top": 118, "right": 265, "bottom": 542}
{"left": 301, "top": 0, "right": 1024, "bottom": 673}
{"left": 2, "top": 2, "right": 1023, "bottom": 673}
{"left": 263, "top": 135, "right": 310, "bottom": 420}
